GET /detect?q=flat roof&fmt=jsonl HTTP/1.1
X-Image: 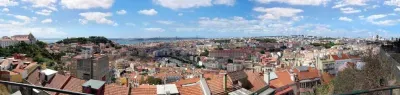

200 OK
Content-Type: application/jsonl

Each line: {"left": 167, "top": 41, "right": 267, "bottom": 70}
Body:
{"left": 228, "top": 88, "right": 252, "bottom": 95}
{"left": 40, "top": 69, "right": 57, "bottom": 76}
{"left": 258, "top": 88, "right": 275, "bottom": 95}
{"left": 82, "top": 80, "right": 106, "bottom": 90}
{"left": 156, "top": 84, "right": 179, "bottom": 94}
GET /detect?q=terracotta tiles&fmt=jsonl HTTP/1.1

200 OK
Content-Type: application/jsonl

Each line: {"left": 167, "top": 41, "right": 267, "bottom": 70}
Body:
{"left": 104, "top": 84, "right": 130, "bottom": 95}
{"left": 269, "top": 70, "right": 294, "bottom": 88}
{"left": 206, "top": 75, "right": 234, "bottom": 95}
{"left": 172, "top": 78, "right": 200, "bottom": 87}
{"left": 178, "top": 83, "right": 203, "bottom": 95}
{"left": 45, "top": 74, "right": 71, "bottom": 95}
{"left": 131, "top": 85, "right": 157, "bottom": 95}
{"left": 331, "top": 54, "right": 350, "bottom": 60}
{"left": 26, "top": 69, "right": 41, "bottom": 86}
{"left": 245, "top": 71, "right": 267, "bottom": 92}
{"left": 60, "top": 77, "right": 86, "bottom": 95}
{"left": 293, "top": 67, "right": 320, "bottom": 80}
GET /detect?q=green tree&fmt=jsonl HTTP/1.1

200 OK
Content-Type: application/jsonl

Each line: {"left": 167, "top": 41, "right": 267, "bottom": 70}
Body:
{"left": 260, "top": 50, "right": 265, "bottom": 54}
{"left": 200, "top": 49, "right": 209, "bottom": 56}
{"left": 147, "top": 76, "right": 162, "bottom": 85}
{"left": 333, "top": 49, "right": 394, "bottom": 94}
{"left": 227, "top": 59, "right": 233, "bottom": 63}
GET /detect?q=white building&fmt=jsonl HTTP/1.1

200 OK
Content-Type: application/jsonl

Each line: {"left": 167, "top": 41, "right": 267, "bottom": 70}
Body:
{"left": 227, "top": 63, "right": 243, "bottom": 72}
{"left": 0, "top": 33, "right": 36, "bottom": 47}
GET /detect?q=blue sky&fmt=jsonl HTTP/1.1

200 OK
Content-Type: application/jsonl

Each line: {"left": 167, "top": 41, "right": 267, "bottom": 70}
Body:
{"left": 0, "top": 0, "right": 400, "bottom": 38}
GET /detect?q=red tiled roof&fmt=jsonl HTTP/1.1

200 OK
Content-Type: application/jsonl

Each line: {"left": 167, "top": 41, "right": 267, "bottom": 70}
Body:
{"left": 269, "top": 70, "right": 294, "bottom": 88}
{"left": 293, "top": 67, "right": 320, "bottom": 80}
{"left": 26, "top": 69, "right": 41, "bottom": 86}
{"left": 45, "top": 74, "right": 71, "bottom": 95}
{"left": 206, "top": 75, "right": 235, "bottom": 95}
{"left": 178, "top": 84, "right": 203, "bottom": 95}
{"left": 131, "top": 85, "right": 157, "bottom": 95}
{"left": 275, "top": 86, "right": 293, "bottom": 95}
{"left": 245, "top": 71, "right": 267, "bottom": 92}
{"left": 104, "top": 84, "right": 130, "bottom": 95}
{"left": 172, "top": 78, "right": 200, "bottom": 87}
{"left": 331, "top": 54, "right": 350, "bottom": 60}
{"left": 154, "top": 73, "right": 182, "bottom": 79}
{"left": 60, "top": 77, "right": 86, "bottom": 95}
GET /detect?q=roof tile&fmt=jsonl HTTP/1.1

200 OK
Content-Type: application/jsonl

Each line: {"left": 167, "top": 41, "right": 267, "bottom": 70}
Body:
{"left": 178, "top": 83, "right": 203, "bottom": 95}
{"left": 105, "top": 84, "right": 130, "bottom": 95}
{"left": 60, "top": 77, "right": 86, "bottom": 95}
{"left": 131, "top": 85, "right": 157, "bottom": 95}
{"left": 45, "top": 74, "right": 71, "bottom": 95}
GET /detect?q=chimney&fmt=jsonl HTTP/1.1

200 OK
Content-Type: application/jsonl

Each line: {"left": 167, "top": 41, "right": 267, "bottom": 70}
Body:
{"left": 223, "top": 73, "right": 227, "bottom": 91}
{"left": 268, "top": 71, "right": 270, "bottom": 85}
{"left": 128, "top": 78, "right": 132, "bottom": 95}
{"left": 200, "top": 73, "right": 204, "bottom": 79}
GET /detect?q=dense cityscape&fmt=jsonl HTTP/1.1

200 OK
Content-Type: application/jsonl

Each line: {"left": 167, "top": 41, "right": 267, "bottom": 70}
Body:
{"left": 0, "top": 33, "right": 399, "bottom": 95}
{"left": 2, "top": 0, "right": 400, "bottom": 95}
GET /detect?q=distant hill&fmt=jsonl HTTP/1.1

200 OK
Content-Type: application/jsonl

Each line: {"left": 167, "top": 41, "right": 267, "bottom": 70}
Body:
{"left": 56, "top": 36, "right": 115, "bottom": 45}
{"left": 109, "top": 37, "right": 206, "bottom": 41}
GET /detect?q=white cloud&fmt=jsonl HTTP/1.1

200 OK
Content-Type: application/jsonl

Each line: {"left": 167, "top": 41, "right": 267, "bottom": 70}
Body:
{"left": 359, "top": 15, "right": 364, "bottom": 19}
{"left": 332, "top": 0, "right": 368, "bottom": 8}
{"left": 35, "top": 9, "right": 52, "bottom": 16}
{"left": 14, "top": 15, "right": 31, "bottom": 22}
{"left": 338, "top": 17, "right": 352, "bottom": 22}
{"left": 138, "top": 9, "right": 158, "bottom": 16}
{"left": 157, "top": 20, "right": 174, "bottom": 25}
{"left": 366, "top": 14, "right": 387, "bottom": 21}
{"left": 60, "top": 0, "right": 114, "bottom": 9}
{"left": 370, "top": 20, "right": 398, "bottom": 26}
{"left": 144, "top": 28, "right": 165, "bottom": 32}
{"left": 340, "top": 7, "right": 361, "bottom": 14}
{"left": 174, "top": 16, "right": 388, "bottom": 37}
{"left": 0, "top": 14, "right": 65, "bottom": 38}
{"left": 153, "top": 0, "right": 212, "bottom": 10}
{"left": 79, "top": 12, "right": 117, "bottom": 26}
{"left": 41, "top": 18, "right": 52, "bottom": 23}
{"left": 1, "top": 8, "right": 9, "bottom": 12}
{"left": 371, "top": 5, "right": 379, "bottom": 9}
{"left": 385, "top": 0, "right": 400, "bottom": 7}
{"left": 22, "top": 0, "right": 57, "bottom": 10}
{"left": 213, "top": 0, "right": 235, "bottom": 6}
{"left": 365, "top": 14, "right": 398, "bottom": 26}
{"left": 178, "top": 13, "right": 183, "bottom": 16}
{"left": 10, "top": 15, "right": 36, "bottom": 25}
{"left": 116, "top": 10, "right": 127, "bottom": 15}
{"left": 253, "top": 7, "right": 303, "bottom": 20}
{"left": 125, "top": 23, "right": 135, "bottom": 26}
{"left": 0, "top": 0, "right": 18, "bottom": 7}
{"left": 255, "top": 0, "right": 330, "bottom": 6}
{"left": 0, "top": 27, "right": 67, "bottom": 38}
{"left": 395, "top": 8, "right": 400, "bottom": 12}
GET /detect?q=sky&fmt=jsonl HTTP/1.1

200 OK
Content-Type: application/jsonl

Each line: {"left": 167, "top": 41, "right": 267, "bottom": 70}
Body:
{"left": 0, "top": 0, "right": 400, "bottom": 38}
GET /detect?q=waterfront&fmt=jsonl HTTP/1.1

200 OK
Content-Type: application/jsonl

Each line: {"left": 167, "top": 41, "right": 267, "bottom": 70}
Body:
{"left": 38, "top": 38, "right": 198, "bottom": 45}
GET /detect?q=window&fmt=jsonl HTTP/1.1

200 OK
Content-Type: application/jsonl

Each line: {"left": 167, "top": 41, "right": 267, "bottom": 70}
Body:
{"left": 83, "top": 73, "right": 90, "bottom": 80}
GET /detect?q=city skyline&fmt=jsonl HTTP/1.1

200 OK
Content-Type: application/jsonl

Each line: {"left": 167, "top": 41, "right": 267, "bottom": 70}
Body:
{"left": 0, "top": 0, "right": 400, "bottom": 38}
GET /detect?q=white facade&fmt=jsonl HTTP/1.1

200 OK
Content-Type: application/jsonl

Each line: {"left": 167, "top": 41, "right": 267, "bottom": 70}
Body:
{"left": 227, "top": 63, "right": 243, "bottom": 72}
{"left": 0, "top": 33, "right": 36, "bottom": 48}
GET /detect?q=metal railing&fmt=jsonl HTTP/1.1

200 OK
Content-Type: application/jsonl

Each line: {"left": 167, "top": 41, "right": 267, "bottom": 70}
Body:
{"left": 0, "top": 80, "right": 91, "bottom": 95}
{"left": 336, "top": 85, "right": 400, "bottom": 95}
